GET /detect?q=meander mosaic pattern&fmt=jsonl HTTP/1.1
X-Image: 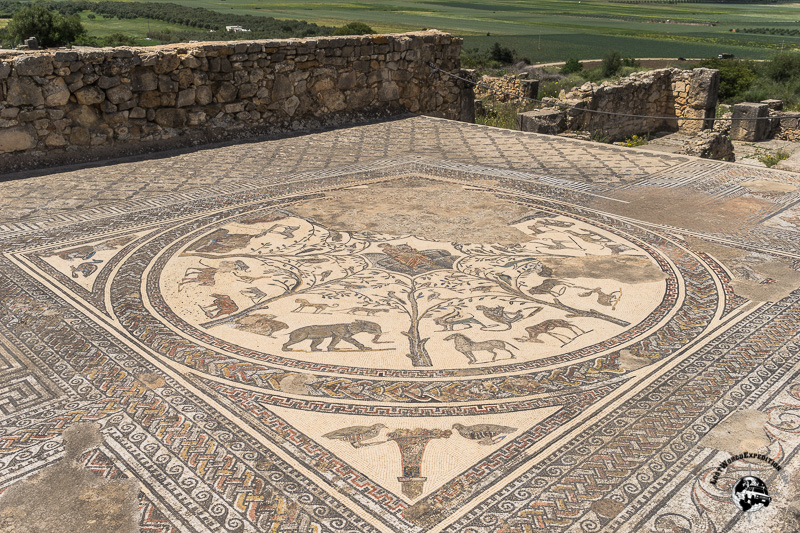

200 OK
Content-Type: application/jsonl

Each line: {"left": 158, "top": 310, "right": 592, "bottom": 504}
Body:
{"left": 1, "top": 152, "right": 799, "bottom": 532}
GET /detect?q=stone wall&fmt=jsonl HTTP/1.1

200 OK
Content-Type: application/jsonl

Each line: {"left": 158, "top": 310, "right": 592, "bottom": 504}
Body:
{"left": 517, "top": 68, "right": 719, "bottom": 141}
{"left": 0, "top": 31, "right": 467, "bottom": 172}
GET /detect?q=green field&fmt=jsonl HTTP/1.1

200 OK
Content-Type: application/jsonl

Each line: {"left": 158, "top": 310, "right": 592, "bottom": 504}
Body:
{"left": 112, "top": 0, "right": 800, "bottom": 60}
{"left": 6, "top": 0, "right": 800, "bottom": 60}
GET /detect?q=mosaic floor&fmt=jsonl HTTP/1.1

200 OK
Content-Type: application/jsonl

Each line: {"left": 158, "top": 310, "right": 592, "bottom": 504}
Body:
{"left": 1, "top": 116, "right": 800, "bottom": 532}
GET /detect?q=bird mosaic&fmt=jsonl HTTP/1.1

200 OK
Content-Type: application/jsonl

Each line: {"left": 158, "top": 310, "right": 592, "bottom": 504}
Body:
{"left": 452, "top": 423, "right": 517, "bottom": 445}
{"left": 322, "top": 423, "right": 387, "bottom": 448}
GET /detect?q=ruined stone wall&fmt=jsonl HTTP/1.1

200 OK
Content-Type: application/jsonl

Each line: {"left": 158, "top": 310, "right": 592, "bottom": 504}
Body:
{"left": 0, "top": 31, "right": 465, "bottom": 172}
{"left": 767, "top": 111, "right": 800, "bottom": 142}
{"left": 475, "top": 74, "right": 522, "bottom": 102}
{"left": 518, "top": 68, "right": 719, "bottom": 140}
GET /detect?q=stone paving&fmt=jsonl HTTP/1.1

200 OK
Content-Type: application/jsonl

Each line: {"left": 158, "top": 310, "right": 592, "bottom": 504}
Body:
{"left": 0, "top": 115, "right": 799, "bottom": 533}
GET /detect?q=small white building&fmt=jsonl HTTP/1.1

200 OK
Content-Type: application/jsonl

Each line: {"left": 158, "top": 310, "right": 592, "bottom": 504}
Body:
{"left": 226, "top": 26, "right": 251, "bottom": 32}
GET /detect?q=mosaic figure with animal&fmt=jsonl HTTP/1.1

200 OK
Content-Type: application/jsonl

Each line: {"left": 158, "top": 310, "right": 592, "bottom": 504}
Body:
{"left": 162, "top": 210, "right": 663, "bottom": 368}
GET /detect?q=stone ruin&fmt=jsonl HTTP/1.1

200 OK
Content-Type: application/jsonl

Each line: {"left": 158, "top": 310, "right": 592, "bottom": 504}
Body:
{"left": 517, "top": 68, "right": 720, "bottom": 141}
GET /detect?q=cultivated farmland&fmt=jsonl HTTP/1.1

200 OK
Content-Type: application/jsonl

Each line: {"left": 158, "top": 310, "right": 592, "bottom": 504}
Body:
{"left": 3, "top": 0, "right": 799, "bottom": 60}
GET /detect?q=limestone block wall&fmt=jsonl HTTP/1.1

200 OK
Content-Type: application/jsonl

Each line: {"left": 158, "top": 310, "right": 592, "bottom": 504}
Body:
{"left": 0, "top": 31, "right": 466, "bottom": 171}
{"left": 525, "top": 68, "right": 719, "bottom": 140}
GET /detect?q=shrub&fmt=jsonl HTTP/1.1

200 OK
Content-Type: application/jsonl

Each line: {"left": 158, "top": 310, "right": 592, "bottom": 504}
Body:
{"left": 765, "top": 52, "right": 800, "bottom": 83}
{"left": 332, "top": 22, "right": 375, "bottom": 36}
{"left": 6, "top": 4, "right": 85, "bottom": 47}
{"left": 601, "top": 50, "right": 622, "bottom": 78}
{"left": 561, "top": 58, "right": 583, "bottom": 75}
{"left": 696, "top": 58, "right": 758, "bottom": 101}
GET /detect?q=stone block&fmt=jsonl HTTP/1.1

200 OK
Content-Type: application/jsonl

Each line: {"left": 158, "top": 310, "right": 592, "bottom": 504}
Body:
{"left": 520, "top": 79, "right": 539, "bottom": 100}
{"left": 68, "top": 106, "right": 100, "bottom": 128}
{"left": 0, "top": 126, "right": 37, "bottom": 153}
{"left": 678, "top": 107, "right": 713, "bottom": 134}
{"left": 212, "top": 81, "right": 238, "bottom": 103}
{"left": 154, "top": 53, "right": 180, "bottom": 74}
{"left": 138, "top": 91, "right": 161, "bottom": 108}
{"left": 106, "top": 85, "right": 133, "bottom": 105}
{"left": 43, "top": 78, "right": 70, "bottom": 106}
{"left": 176, "top": 88, "right": 196, "bottom": 108}
{"left": 688, "top": 68, "right": 719, "bottom": 109}
{"left": 6, "top": 78, "right": 44, "bottom": 107}
{"left": 131, "top": 68, "right": 158, "bottom": 92}
{"left": 284, "top": 95, "right": 301, "bottom": 116}
{"left": 14, "top": 55, "right": 53, "bottom": 77}
{"left": 74, "top": 86, "right": 105, "bottom": 105}
{"left": 154, "top": 108, "right": 187, "bottom": 128}
{"left": 730, "top": 103, "right": 769, "bottom": 141}
{"left": 680, "top": 130, "right": 734, "bottom": 161}
{"left": 761, "top": 99, "right": 784, "bottom": 111}
{"left": 517, "top": 108, "right": 566, "bottom": 135}
{"left": 378, "top": 81, "right": 399, "bottom": 101}
{"left": 196, "top": 86, "right": 213, "bottom": 106}
{"left": 97, "top": 75, "right": 121, "bottom": 89}
{"left": 69, "top": 127, "right": 90, "bottom": 146}
{"left": 272, "top": 75, "right": 293, "bottom": 100}
{"left": 237, "top": 83, "right": 257, "bottom": 99}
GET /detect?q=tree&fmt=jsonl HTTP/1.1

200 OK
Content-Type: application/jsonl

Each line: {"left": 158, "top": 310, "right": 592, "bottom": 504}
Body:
{"left": 6, "top": 4, "right": 85, "bottom": 47}
{"left": 332, "top": 22, "right": 375, "bottom": 36}
{"left": 184, "top": 214, "right": 631, "bottom": 368}
{"left": 561, "top": 58, "right": 583, "bottom": 74}
{"left": 489, "top": 42, "right": 514, "bottom": 64}
{"left": 601, "top": 50, "right": 622, "bottom": 77}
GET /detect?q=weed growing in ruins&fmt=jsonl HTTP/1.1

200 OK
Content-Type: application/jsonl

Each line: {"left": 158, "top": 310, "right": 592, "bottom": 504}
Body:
{"left": 621, "top": 134, "right": 649, "bottom": 147}
{"left": 590, "top": 130, "right": 612, "bottom": 144}
{"left": 476, "top": 101, "right": 537, "bottom": 130}
{"left": 757, "top": 149, "right": 790, "bottom": 167}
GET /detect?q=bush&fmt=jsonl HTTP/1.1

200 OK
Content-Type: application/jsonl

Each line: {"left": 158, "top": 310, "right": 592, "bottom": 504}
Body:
{"left": 622, "top": 56, "right": 640, "bottom": 68}
{"left": 332, "top": 22, "right": 375, "bottom": 36}
{"left": 489, "top": 42, "right": 515, "bottom": 64}
{"left": 561, "top": 58, "right": 583, "bottom": 75}
{"left": 766, "top": 53, "right": 800, "bottom": 83}
{"left": 601, "top": 50, "right": 622, "bottom": 78}
{"left": 696, "top": 58, "right": 758, "bottom": 101}
{"left": 6, "top": 4, "right": 85, "bottom": 47}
